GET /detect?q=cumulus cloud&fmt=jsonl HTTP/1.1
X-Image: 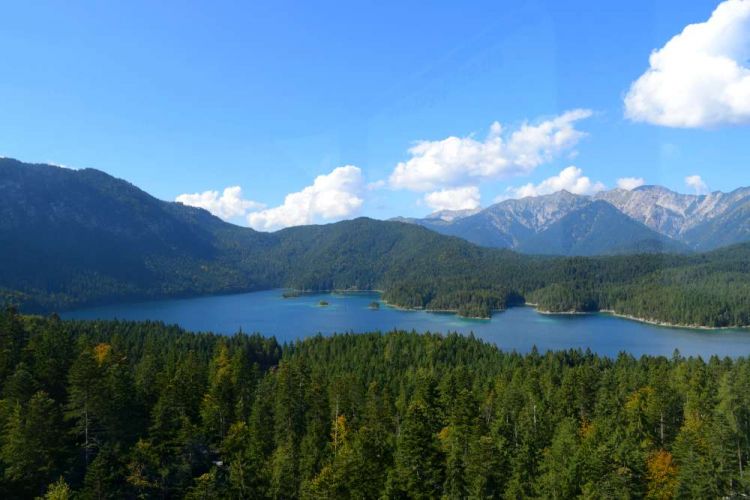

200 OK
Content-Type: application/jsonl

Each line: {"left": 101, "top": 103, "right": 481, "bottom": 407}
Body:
{"left": 423, "top": 186, "right": 481, "bottom": 212}
{"left": 247, "top": 166, "right": 364, "bottom": 231}
{"left": 176, "top": 186, "right": 265, "bottom": 220}
{"left": 498, "top": 166, "right": 606, "bottom": 201}
{"left": 685, "top": 174, "right": 710, "bottom": 194}
{"left": 624, "top": 0, "right": 750, "bottom": 127}
{"left": 388, "top": 109, "right": 592, "bottom": 191}
{"left": 617, "top": 177, "right": 646, "bottom": 190}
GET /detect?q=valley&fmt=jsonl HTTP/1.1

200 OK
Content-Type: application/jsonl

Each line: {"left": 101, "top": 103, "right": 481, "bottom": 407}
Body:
{"left": 6, "top": 2, "right": 750, "bottom": 497}
{"left": 3, "top": 158, "right": 750, "bottom": 328}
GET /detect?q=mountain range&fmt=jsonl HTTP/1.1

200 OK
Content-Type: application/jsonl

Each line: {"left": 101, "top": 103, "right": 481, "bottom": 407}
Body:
{"left": 3, "top": 157, "right": 750, "bottom": 327}
{"left": 395, "top": 185, "right": 750, "bottom": 255}
{"left": 0, "top": 157, "right": 514, "bottom": 311}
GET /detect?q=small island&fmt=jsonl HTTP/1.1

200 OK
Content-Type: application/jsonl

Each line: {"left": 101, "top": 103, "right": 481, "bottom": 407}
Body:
{"left": 318, "top": 300, "right": 329, "bottom": 306}
{"left": 369, "top": 301, "right": 380, "bottom": 309}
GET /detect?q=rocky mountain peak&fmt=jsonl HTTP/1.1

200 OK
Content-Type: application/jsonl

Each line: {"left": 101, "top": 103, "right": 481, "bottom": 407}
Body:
{"left": 402, "top": 183, "right": 750, "bottom": 254}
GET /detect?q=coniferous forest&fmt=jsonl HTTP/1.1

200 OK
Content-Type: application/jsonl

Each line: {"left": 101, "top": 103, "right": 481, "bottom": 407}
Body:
{"left": 3, "top": 308, "right": 750, "bottom": 499}
{"left": 6, "top": 1, "right": 750, "bottom": 498}
{"left": 4, "top": 159, "right": 750, "bottom": 329}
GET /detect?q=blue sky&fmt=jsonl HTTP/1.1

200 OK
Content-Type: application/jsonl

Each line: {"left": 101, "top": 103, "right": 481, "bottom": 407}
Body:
{"left": 2, "top": 0, "right": 749, "bottom": 229}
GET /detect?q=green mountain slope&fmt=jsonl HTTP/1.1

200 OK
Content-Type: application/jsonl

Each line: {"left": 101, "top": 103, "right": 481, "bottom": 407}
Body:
{"left": 1, "top": 158, "right": 750, "bottom": 327}
{"left": 0, "top": 158, "right": 529, "bottom": 312}
{"left": 0, "top": 158, "right": 279, "bottom": 309}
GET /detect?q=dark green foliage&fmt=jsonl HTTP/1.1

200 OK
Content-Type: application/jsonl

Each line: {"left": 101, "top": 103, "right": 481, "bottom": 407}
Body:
{"left": 2, "top": 391, "right": 63, "bottom": 497}
{"left": 2, "top": 311, "right": 750, "bottom": 497}
{"left": 3, "top": 159, "right": 750, "bottom": 327}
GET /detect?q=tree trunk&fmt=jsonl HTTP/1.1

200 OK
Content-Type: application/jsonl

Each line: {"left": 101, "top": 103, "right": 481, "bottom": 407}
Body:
{"left": 660, "top": 411, "right": 664, "bottom": 445}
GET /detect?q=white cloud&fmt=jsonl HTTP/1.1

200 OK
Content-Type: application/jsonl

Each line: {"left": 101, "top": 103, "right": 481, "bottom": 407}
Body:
{"left": 247, "top": 165, "right": 364, "bottom": 231}
{"left": 423, "top": 186, "right": 481, "bottom": 212}
{"left": 366, "top": 179, "right": 386, "bottom": 191}
{"left": 624, "top": 0, "right": 750, "bottom": 127}
{"left": 685, "top": 174, "right": 710, "bottom": 194}
{"left": 498, "top": 166, "right": 606, "bottom": 201}
{"left": 617, "top": 177, "right": 646, "bottom": 190}
{"left": 50, "top": 162, "right": 74, "bottom": 170}
{"left": 176, "top": 186, "right": 265, "bottom": 220}
{"left": 388, "top": 109, "right": 592, "bottom": 191}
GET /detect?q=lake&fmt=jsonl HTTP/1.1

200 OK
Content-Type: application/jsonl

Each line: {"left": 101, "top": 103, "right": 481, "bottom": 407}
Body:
{"left": 62, "top": 289, "right": 750, "bottom": 358}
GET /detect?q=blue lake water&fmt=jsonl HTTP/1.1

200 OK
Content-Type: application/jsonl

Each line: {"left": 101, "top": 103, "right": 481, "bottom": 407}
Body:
{"left": 62, "top": 289, "right": 750, "bottom": 358}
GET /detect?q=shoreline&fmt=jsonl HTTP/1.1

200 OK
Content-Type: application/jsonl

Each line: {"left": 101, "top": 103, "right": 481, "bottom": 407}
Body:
{"left": 598, "top": 309, "right": 750, "bottom": 331}
{"left": 379, "top": 299, "right": 495, "bottom": 320}
{"left": 387, "top": 299, "right": 750, "bottom": 331}
{"left": 283, "top": 288, "right": 385, "bottom": 296}
{"left": 290, "top": 291, "right": 750, "bottom": 329}
{"left": 527, "top": 302, "right": 749, "bottom": 331}
{"left": 66, "top": 287, "right": 750, "bottom": 332}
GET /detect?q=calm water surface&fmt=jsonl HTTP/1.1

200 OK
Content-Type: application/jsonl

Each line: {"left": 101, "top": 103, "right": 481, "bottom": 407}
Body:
{"left": 63, "top": 289, "right": 750, "bottom": 358}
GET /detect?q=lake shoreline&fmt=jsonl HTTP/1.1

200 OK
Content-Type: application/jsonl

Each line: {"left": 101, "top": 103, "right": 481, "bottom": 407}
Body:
{"left": 526, "top": 302, "right": 749, "bottom": 331}
{"left": 287, "top": 291, "right": 749, "bottom": 330}
{"left": 378, "top": 298, "right": 497, "bottom": 320}
{"left": 283, "top": 289, "right": 494, "bottom": 320}
{"left": 382, "top": 297, "right": 749, "bottom": 331}
{"left": 66, "top": 287, "right": 750, "bottom": 332}
{"left": 62, "top": 288, "right": 750, "bottom": 358}
{"left": 598, "top": 309, "right": 750, "bottom": 331}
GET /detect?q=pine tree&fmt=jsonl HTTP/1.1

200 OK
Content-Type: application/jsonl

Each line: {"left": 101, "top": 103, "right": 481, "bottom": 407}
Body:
{"left": 536, "top": 418, "right": 581, "bottom": 499}
{"left": 386, "top": 399, "right": 445, "bottom": 499}
{"left": 43, "top": 476, "right": 72, "bottom": 500}
{"left": 201, "top": 342, "right": 235, "bottom": 443}
{"left": 441, "top": 387, "right": 477, "bottom": 499}
{"left": 2, "top": 362, "right": 38, "bottom": 405}
{"left": 0, "top": 307, "right": 27, "bottom": 382}
{"left": 82, "top": 444, "right": 127, "bottom": 499}
{"left": 65, "top": 349, "right": 105, "bottom": 467}
{"left": 1, "top": 391, "right": 62, "bottom": 496}
{"left": 28, "top": 316, "right": 74, "bottom": 403}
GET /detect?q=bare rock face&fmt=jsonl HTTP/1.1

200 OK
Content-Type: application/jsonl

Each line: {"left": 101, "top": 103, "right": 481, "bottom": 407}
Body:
{"left": 594, "top": 186, "right": 750, "bottom": 239}
{"left": 482, "top": 190, "right": 591, "bottom": 233}
{"left": 400, "top": 185, "right": 750, "bottom": 254}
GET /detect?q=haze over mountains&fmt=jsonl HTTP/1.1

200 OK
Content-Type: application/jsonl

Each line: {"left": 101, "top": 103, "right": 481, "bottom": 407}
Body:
{"left": 396, "top": 185, "right": 750, "bottom": 255}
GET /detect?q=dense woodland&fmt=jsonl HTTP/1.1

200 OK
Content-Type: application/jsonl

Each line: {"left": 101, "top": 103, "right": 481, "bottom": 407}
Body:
{"left": 3, "top": 309, "right": 750, "bottom": 498}
{"left": 380, "top": 242, "right": 750, "bottom": 327}
{"left": 5, "top": 210, "right": 750, "bottom": 327}
{"left": 3, "top": 160, "right": 750, "bottom": 327}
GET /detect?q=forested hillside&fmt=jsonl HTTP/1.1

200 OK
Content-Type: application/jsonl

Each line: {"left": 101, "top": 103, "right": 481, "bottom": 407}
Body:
{"left": 0, "top": 158, "right": 278, "bottom": 310}
{"left": 2, "top": 310, "right": 750, "bottom": 498}
{"left": 3, "top": 159, "right": 750, "bottom": 327}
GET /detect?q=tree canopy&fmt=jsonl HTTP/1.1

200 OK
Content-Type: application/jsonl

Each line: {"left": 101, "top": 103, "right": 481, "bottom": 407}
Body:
{"left": 2, "top": 309, "right": 750, "bottom": 497}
